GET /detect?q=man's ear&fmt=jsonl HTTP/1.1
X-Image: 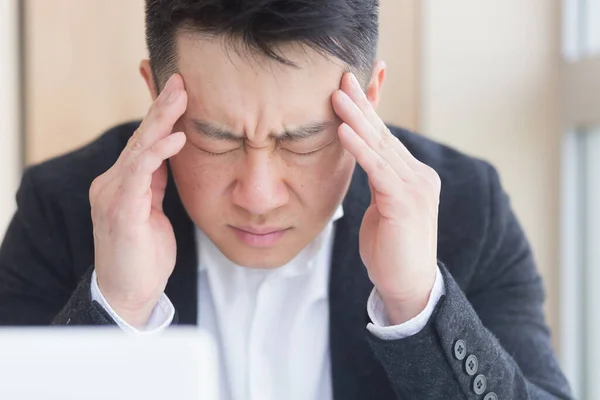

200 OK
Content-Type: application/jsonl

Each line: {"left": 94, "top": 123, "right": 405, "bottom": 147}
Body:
{"left": 365, "top": 60, "right": 386, "bottom": 109}
{"left": 139, "top": 59, "right": 159, "bottom": 101}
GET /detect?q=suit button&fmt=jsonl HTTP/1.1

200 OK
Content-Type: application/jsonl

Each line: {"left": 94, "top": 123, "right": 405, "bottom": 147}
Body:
{"left": 473, "top": 374, "right": 487, "bottom": 395}
{"left": 464, "top": 354, "right": 478, "bottom": 376}
{"left": 454, "top": 339, "right": 467, "bottom": 360}
{"left": 483, "top": 392, "right": 498, "bottom": 400}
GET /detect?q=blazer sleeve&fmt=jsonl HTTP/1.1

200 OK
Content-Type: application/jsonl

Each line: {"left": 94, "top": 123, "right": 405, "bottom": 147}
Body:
{"left": 367, "top": 164, "right": 573, "bottom": 399}
{"left": 0, "top": 168, "right": 115, "bottom": 326}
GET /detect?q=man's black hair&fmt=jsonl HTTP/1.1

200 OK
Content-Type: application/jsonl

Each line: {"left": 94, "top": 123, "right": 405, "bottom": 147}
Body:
{"left": 145, "top": 0, "right": 380, "bottom": 89}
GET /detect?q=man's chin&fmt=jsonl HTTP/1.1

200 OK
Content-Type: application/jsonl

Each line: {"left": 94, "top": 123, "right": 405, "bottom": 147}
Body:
{"left": 219, "top": 246, "right": 299, "bottom": 269}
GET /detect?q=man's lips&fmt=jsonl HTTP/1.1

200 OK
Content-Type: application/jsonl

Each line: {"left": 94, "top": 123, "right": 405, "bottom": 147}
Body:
{"left": 229, "top": 225, "right": 291, "bottom": 247}
{"left": 232, "top": 226, "right": 289, "bottom": 235}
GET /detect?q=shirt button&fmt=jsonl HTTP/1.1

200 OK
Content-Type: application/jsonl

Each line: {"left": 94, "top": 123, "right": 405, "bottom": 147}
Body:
{"left": 473, "top": 374, "right": 487, "bottom": 395}
{"left": 453, "top": 339, "right": 467, "bottom": 360}
{"left": 484, "top": 392, "right": 498, "bottom": 400}
{"left": 464, "top": 354, "right": 478, "bottom": 376}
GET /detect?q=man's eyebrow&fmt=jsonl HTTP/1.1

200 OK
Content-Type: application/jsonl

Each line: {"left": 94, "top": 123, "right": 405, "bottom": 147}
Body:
{"left": 279, "top": 121, "right": 337, "bottom": 141}
{"left": 191, "top": 119, "right": 243, "bottom": 142}
{"left": 191, "top": 119, "right": 336, "bottom": 141}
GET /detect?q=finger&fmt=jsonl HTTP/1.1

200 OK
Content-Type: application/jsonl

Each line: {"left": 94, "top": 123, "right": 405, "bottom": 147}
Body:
{"left": 341, "top": 73, "right": 388, "bottom": 135}
{"left": 121, "top": 131, "right": 186, "bottom": 200}
{"left": 118, "top": 74, "right": 187, "bottom": 165}
{"left": 341, "top": 72, "right": 424, "bottom": 172}
{"left": 338, "top": 123, "right": 400, "bottom": 196}
{"left": 332, "top": 88, "right": 412, "bottom": 178}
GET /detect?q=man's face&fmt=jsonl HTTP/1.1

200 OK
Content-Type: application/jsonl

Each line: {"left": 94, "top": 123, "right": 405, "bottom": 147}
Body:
{"left": 146, "top": 34, "right": 363, "bottom": 268}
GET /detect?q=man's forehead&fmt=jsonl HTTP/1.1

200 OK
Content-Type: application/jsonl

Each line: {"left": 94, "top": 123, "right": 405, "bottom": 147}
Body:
{"left": 176, "top": 33, "right": 346, "bottom": 87}
{"left": 176, "top": 35, "right": 343, "bottom": 134}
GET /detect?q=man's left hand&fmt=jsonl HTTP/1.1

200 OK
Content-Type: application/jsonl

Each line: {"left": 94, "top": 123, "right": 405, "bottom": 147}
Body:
{"left": 332, "top": 72, "right": 442, "bottom": 325}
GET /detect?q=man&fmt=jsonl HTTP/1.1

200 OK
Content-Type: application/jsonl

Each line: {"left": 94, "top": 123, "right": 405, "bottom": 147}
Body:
{"left": 0, "top": 0, "right": 571, "bottom": 399}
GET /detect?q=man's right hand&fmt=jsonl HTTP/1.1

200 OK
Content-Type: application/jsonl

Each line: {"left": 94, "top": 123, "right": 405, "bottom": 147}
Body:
{"left": 89, "top": 74, "right": 187, "bottom": 328}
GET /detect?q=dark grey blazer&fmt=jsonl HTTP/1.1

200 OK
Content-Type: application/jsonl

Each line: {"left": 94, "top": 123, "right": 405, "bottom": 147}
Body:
{"left": 0, "top": 121, "right": 572, "bottom": 399}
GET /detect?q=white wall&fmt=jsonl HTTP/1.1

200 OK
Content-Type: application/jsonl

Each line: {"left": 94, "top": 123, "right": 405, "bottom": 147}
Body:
{"left": 0, "top": 0, "right": 21, "bottom": 239}
{"left": 420, "top": 0, "right": 562, "bottom": 347}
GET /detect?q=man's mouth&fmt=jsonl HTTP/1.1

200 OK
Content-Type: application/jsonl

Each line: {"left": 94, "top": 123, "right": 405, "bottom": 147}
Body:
{"left": 229, "top": 225, "right": 291, "bottom": 247}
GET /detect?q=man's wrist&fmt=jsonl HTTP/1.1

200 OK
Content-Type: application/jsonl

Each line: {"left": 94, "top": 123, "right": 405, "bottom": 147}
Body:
{"left": 378, "top": 269, "right": 437, "bottom": 325}
{"left": 380, "top": 292, "right": 431, "bottom": 325}
{"left": 96, "top": 282, "right": 160, "bottom": 328}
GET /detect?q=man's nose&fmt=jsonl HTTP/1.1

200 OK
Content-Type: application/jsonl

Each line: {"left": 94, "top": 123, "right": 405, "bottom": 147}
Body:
{"left": 231, "top": 151, "right": 289, "bottom": 215}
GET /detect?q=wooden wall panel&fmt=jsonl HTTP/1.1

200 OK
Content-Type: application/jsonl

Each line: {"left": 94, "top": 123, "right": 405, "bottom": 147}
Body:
{"left": 24, "top": 0, "right": 149, "bottom": 164}
{"left": 378, "top": 0, "right": 420, "bottom": 130}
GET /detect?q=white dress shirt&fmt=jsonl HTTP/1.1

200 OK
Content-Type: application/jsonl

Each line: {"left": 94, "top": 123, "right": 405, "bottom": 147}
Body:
{"left": 91, "top": 205, "right": 445, "bottom": 400}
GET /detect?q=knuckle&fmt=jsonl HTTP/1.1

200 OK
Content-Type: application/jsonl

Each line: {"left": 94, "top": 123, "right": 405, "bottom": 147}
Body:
{"left": 377, "top": 136, "right": 391, "bottom": 152}
{"left": 128, "top": 134, "right": 144, "bottom": 152}
{"left": 411, "top": 165, "right": 441, "bottom": 200}
{"left": 89, "top": 174, "right": 108, "bottom": 201}
{"left": 128, "top": 158, "right": 141, "bottom": 175}
{"left": 149, "top": 140, "right": 163, "bottom": 157}
{"left": 149, "top": 103, "right": 165, "bottom": 122}
{"left": 383, "top": 127, "right": 395, "bottom": 140}
{"left": 422, "top": 165, "right": 441, "bottom": 189}
{"left": 402, "top": 185, "right": 427, "bottom": 210}
{"left": 89, "top": 179, "right": 101, "bottom": 200}
{"left": 413, "top": 184, "right": 429, "bottom": 201}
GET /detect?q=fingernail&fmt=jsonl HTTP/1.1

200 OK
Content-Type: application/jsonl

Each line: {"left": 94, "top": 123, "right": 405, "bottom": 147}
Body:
{"left": 350, "top": 73, "right": 360, "bottom": 88}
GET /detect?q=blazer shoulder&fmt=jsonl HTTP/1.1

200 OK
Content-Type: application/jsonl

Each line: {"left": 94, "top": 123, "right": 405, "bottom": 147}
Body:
{"left": 388, "top": 125, "right": 495, "bottom": 184}
{"left": 387, "top": 125, "right": 499, "bottom": 213}
{"left": 387, "top": 125, "right": 503, "bottom": 285}
{"left": 23, "top": 121, "right": 140, "bottom": 200}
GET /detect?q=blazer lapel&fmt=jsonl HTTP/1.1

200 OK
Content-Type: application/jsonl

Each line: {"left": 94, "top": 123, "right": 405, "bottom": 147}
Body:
{"left": 163, "top": 164, "right": 199, "bottom": 325}
{"left": 329, "top": 168, "right": 396, "bottom": 400}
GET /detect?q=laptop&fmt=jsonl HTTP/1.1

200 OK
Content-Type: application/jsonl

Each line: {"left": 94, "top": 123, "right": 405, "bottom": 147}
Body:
{"left": 0, "top": 327, "right": 219, "bottom": 400}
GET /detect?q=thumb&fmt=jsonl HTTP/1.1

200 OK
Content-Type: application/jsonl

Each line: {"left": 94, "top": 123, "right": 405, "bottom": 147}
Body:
{"left": 369, "top": 180, "right": 377, "bottom": 206}
{"left": 150, "top": 161, "right": 168, "bottom": 212}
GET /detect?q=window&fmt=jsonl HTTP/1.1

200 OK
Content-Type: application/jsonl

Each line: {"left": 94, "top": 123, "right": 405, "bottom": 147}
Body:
{"left": 561, "top": 1, "right": 600, "bottom": 399}
{"left": 0, "top": 0, "right": 21, "bottom": 239}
